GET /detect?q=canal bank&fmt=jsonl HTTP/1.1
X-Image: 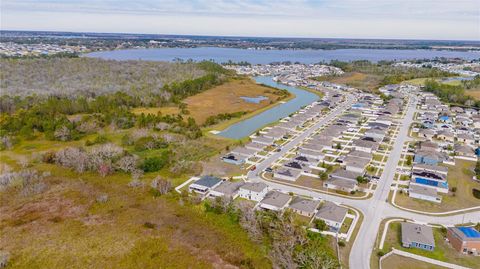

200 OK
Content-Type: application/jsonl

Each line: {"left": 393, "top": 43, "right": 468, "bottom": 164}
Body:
{"left": 216, "top": 76, "right": 320, "bottom": 139}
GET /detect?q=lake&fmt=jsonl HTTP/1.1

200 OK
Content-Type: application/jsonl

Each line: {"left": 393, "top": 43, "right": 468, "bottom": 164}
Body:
{"left": 86, "top": 47, "right": 480, "bottom": 64}
{"left": 217, "top": 76, "right": 319, "bottom": 139}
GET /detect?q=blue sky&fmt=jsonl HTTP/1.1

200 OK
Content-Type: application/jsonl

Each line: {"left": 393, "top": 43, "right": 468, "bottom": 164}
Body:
{"left": 1, "top": 0, "right": 479, "bottom": 40}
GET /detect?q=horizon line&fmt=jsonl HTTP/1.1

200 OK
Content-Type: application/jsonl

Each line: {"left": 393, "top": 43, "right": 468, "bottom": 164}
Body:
{"left": 2, "top": 29, "right": 480, "bottom": 43}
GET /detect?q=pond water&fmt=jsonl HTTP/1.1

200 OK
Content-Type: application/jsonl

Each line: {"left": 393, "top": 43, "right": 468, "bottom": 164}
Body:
{"left": 240, "top": 95, "right": 268, "bottom": 104}
{"left": 217, "top": 76, "right": 319, "bottom": 139}
{"left": 86, "top": 47, "right": 480, "bottom": 64}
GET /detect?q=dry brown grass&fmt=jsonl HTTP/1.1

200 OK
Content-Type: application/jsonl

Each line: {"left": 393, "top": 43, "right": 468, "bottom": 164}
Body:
{"left": 466, "top": 89, "right": 480, "bottom": 100}
{"left": 318, "top": 72, "right": 382, "bottom": 92}
{"left": 0, "top": 165, "right": 271, "bottom": 269}
{"left": 132, "top": 78, "right": 286, "bottom": 125}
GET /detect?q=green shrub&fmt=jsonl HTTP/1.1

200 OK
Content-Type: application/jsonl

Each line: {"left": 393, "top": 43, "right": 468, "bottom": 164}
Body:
{"left": 473, "top": 188, "right": 480, "bottom": 199}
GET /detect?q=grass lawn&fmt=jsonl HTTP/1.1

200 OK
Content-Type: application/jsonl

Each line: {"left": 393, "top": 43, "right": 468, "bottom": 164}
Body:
{"left": 381, "top": 222, "right": 480, "bottom": 268}
{"left": 395, "top": 159, "right": 480, "bottom": 212}
{"left": 339, "top": 216, "right": 353, "bottom": 234}
{"left": 381, "top": 254, "right": 446, "bottom": 269}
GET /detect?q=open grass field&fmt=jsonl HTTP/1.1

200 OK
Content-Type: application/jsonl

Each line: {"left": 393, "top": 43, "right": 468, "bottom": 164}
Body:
{"left": 132, "top": 78, "right": 289, "bottom": 125}
{"left": 395, "top": 159, "right": 480, "bottom": 212}
{"left": 316, "top": 72, "right": 382, "bottom": 92}
{"left": 380, "top": 222, "right": 480, "bottom": 268}
{"left": 466, "top": 89, "right": 480, "bottom": 100}
{"left": 381, "top": 254, "right": 446, "bottom": 269}
{"left": 0, "top": 161, "right": 271, "bottom": 269}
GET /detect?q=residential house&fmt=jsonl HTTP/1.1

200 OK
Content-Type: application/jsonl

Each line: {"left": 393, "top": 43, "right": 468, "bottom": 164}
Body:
{"left": 353, "top": 138, "right": 380, "bottom": 153}
{"left": 258, "top": 191, "right": 292, "bottom": 211}
{"left": 401, "top": 223, "right": 435, "bottom": 251}
{"left": 231, "top": 147, "right": 258, "bottom": 158}
{"left": 245, "top": 142, "right": 266, "bottom": 151}
{"left": 418, "top": 129, "right": 436, "bottom": 140}
{"left": 238, "top": 182, "right": 269, "bottom": 202}
{"left": 222, "top": 153, "right": 246, "bottom": 165}
{"left": 251, "top": 136, "right": 274, "bottom": 146}
{"left": 457, "top": 133, "right": 475, "bottom": 145}
{"left": 315, "top": 201, "right": 348, "bottom": 231}
{"left": 288, "top": 197, "right": 321, "bottom": 217}
{"left": 298, "top": 148, "right": 325, "bottom": 161}
{"left": 273, "top": 167, "right": 302, "bottom": 181}
{"left": 410, "top": 170, "right": 448, "bottom": 193}
{"left": 408, "top": 184, "right": 442, "bottom": 203}
{"left": 209, "top": 181, "right": 244, "bottom": 199}
{"left": 437, "top": 130, "right": 455, "bottom": 143}
{"left": 454, "top": 144, "right": 476, "bottom": 158}
{"left": 414, "top": 150, "right": 446, "bottom": 165}
{"left": 447, "top": 227, "right": 480, "bottom": 255}
{"left": 189, "top": 176, "right": 223, "bottom": 195}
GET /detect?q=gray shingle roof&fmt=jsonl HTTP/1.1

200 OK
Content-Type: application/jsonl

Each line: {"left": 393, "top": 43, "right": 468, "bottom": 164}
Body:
{"left": 401, "top": 222, "right": 435, "bottom": 247}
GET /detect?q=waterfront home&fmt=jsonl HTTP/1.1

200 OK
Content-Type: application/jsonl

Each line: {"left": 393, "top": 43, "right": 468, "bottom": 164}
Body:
{"left": 238, "top": 182, "right": 269, "bottom": 202}
{"left": 231, "top": 147, "right": 258, "bottom": 158}
{"left": 401, "top": 223, "right": 435, "bottom": 251}
{"left": 189, "top": 176, "right": 223, "bottom": 195}
{"left": 209, "top": 181, "right": 244, "bottom": 199}
{"left": 245, "top": 142, "right": 266, "bottom": 151}
{"left": 408, "top": 184, "right": 442, "bottom": 203}
{"left": 288, "top": 197, "right": 321, "bottom": 217}
{"left": 263, "top": 127, "right": 290, "bottom": 140}
{"left": 258, "top": 191, "right": 292, "bottom": 211}
{"left": 315, "top": 202, "right": 348, "bottom": 231}
{"left": 273, "top": 167, "right": 302, "bottom": 181}
{"left": 251, "top": 136, "right": 275, "bottom": 145}
{"left": 447, "top": 227, "right": 480, "bottom": 255}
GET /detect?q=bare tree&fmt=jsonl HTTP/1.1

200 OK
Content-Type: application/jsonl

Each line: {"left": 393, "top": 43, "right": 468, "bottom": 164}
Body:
{"left": 150, "top": 176, "right": 172, "bottom": 195}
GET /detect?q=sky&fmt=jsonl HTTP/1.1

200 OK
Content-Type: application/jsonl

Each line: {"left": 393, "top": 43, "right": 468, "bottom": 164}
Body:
{"left": 1, "top": 0, "right": 479, "bottom": 40}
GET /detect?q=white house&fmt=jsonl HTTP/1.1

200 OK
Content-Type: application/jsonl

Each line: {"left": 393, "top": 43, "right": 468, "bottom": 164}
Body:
{"left": 258, "top": 191, "right": 292, "bottom": 211}
{"left": 315, "top": 201, "right": 348, "bottom": 231}
{"left": 238, "top": 182, "right": 269, "bottom": 202}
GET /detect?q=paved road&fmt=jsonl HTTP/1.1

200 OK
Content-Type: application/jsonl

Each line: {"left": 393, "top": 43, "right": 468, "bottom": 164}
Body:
{"left": 247, "top": 92, "right": 480, "bottom": 269}
{"left": 247, "top": 92, "right": 357, "bottom": 178}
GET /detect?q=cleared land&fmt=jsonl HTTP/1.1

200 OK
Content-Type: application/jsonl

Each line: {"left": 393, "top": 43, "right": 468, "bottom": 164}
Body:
{"left": 316, "top": 72, "right": 382, "bottom": 92}
{"left": 133, "top": 78, "right": 289, "bottom": 125}
{"left": 395, "top": 159, "right": 480, "bottom": 212}
{"left": 381, "top": 222, "right": 480, "bottom": 268}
